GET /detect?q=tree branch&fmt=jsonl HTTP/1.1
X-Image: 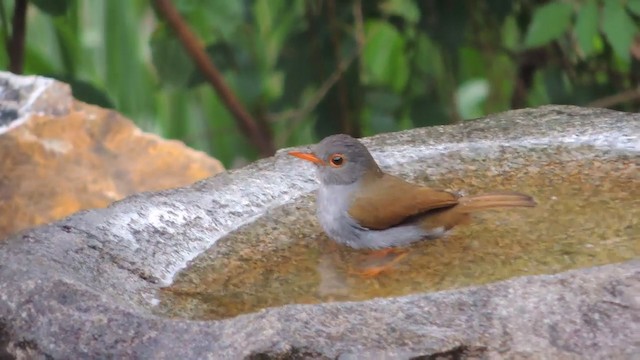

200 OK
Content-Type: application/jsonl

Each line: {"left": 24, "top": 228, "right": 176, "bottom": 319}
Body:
{"left": 152, "top": 0, "right": 275, "bottom": 157}
{"left": 8, "top": 0, "right": 27, "bottom": 74}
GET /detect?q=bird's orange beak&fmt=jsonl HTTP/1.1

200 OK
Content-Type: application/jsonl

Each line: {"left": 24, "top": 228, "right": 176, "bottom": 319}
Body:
{"left": 288, "top": 151, "right": 325, "bottom": 165}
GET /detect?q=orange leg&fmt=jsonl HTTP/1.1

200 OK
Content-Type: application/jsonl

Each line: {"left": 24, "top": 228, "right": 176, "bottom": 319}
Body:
{"left": 350, "top": 252, "right": 409, "bottom": 278}
{"left": 367, "top": 247, "right": 408, "bottom": 258}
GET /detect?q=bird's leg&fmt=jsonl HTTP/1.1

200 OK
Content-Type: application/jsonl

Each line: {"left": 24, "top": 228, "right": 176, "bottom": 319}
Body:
{"left": 349, "top": 252, "right": 409, "bottom": 278}
{"left": 367, "top": 247, "right": 408, "bottom": 258}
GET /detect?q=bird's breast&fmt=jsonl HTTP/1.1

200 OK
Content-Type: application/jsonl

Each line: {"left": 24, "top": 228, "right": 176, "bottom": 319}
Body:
{"left": 316, "top": 183, "right": 366, "bottom": 247}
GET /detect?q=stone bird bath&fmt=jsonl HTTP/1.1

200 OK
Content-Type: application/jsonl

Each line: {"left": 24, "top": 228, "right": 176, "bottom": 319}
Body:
{"left": 0, "top": 104, "right": 638, "bottom": 359}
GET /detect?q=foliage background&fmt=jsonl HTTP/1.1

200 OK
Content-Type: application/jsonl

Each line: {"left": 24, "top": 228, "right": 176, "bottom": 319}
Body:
{"left": 1, "top": 0, "right": 639, "bottom": 167}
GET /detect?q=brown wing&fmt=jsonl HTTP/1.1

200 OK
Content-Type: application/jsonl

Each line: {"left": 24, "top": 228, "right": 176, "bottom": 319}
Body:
{"left": 347, "top": 173, "right": 459, "bottom": 230}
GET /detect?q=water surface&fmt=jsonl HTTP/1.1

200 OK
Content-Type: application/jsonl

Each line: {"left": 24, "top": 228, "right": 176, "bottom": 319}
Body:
{"left": 155, "top": 149, "right": 639, "bottom": 320}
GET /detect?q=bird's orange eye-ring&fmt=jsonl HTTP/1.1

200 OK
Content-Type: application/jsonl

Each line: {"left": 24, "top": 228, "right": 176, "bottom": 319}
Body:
{"left": 329, "top": 153, "right": 345, "bottom": 167}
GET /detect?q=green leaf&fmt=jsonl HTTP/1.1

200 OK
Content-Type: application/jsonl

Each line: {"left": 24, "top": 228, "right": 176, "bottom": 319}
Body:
{"left": 22, "top": 2, "right": 64, "bottom": 73}
{"left": 29, "top": 0, "right": 72, "bottom": 16}
{"left": 313, "top": 53, "right": 362, "bottom": 138}
{"left": 526, "top": 72, "right": 550, "bottom": 106}
{"left": 363, "top": 89, "right": 402, "bottom": 134}
{"left": 459, "top": 47, "right": 485, "bottom": 79}
{"left": 575, "top": 0, "right": 599, "bottom": 57}
{"left": 173, "top": 0, "right": 244, "bottom": 42}
{"left": 627, "top": 0, "right": 640, "bottom": 16}
{"left": 362, "top": 20, "right": 409, "bottom": 92}
{"left": 274, "top": 31, "right": 319, "bottom": 110}
{"left": 502, "top": 16, "right": 519, "bottom": 51}
{"left": 104, "top": 0, "right": 155, "bottom": 120}
{"left": 228, "top": 69, "right": 263, "bottom": 105}
{"left": 417, "top": 1, "right": 466, "bottom": 55}
{"left": 379, "top": 0, "right": 421, "bottom": 24}
{"left": 413, "top": 33, "right": 443, "bottom": 77}
{"left": 187, "top": 42, "right": 238, "bottom": 88}
{"left": 455, "top": 78, "right": 489, "bottom": 120}
{"left": 52, "top": 11, "right": 80, "bottom": 76}
{"left": 524, "top": 2, "right": 573, "bottom": 48}
{"left": 602, "top": 1, "right": 637, "bottom": 61}
{"left": 543, "top": 67, "right": 569, "bottom": 103}
{"left": 367, "top": 110, "right": 397, "bottom": 134}
{"left": 150, "top": 28, "right": 195, "bottom": 88}
{"left": 410, "top": 96, "right": 449, "bottom": 127}
{"left": 51, "top": 75, "right": 114, "bottom": 108}
{"left": 253, "top": 0, "right": 305, "bottom": 68}
{"left": 486, "top": 0, "right": 515, "bottom": 25}
{"left": 23, "top": 46, "right": 58, "bottom": 74}
{"left": 0, "top": 38, "right": 7, "bottom": 69}
{"left": 198, "top": 87, "right": 256, "bottom": 166}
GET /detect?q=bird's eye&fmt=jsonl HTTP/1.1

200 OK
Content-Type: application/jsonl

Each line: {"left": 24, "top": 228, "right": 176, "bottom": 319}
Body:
{"left": 329, "top": 153, "right": 345, "bottom": 167}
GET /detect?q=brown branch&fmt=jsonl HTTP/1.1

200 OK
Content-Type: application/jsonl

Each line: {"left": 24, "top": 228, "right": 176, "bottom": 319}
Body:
{"left": 8, "top": 0, "right": 27, "bottom": 74}
{"left": 152, "top": 0, "right": 275, "bottom": 157}
{"left": 587, "top": 88, "right": 640, "bottom": 108}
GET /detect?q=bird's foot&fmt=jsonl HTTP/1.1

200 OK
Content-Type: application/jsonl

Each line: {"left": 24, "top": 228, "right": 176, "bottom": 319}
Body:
{"left": 367, "top": 247, "right": 408, "bottom": 259}
{"left": 350, "top": 266, "right": 387, "bottom": 278}
{"left": 349, "top": 252, "right": 408, "bottom": 278}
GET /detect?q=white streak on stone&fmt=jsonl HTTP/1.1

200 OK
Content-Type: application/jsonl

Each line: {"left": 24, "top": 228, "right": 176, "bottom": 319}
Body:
{"left": 0, "top": 73, "right": 55, "bottom": 135}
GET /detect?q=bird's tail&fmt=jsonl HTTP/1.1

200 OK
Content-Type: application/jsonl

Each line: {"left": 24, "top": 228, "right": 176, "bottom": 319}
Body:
{"left": 457, "top": 191, "right": 537, "bottom": 212}
{"left": 418, "top": 191, "right": 536, "bottom": 231}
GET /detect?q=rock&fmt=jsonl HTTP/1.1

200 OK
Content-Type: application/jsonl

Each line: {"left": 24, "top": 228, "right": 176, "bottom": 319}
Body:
{"left": 0, "top": 72, "right": 224, "bottom": 240}
{"left": 0, "top": 104, "right": 639, "bottom": 359}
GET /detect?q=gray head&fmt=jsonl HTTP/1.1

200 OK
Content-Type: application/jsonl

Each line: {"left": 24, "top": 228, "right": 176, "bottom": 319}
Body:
{"left": 289, "top": 134, "right": 381, "bottom": 185}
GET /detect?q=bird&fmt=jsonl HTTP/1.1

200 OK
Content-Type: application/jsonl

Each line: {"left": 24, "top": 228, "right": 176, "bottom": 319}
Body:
{"left": 288, "top": 134, "right": 537, "bottom": 276}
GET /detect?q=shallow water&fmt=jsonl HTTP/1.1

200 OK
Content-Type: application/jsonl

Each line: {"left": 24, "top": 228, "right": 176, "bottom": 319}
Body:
{"left": 155, "top": 151, "right": 639, "bottom": 320}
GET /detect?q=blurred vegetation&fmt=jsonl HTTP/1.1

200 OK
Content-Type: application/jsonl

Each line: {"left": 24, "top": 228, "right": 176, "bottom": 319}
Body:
{"left": 1, "top": 0, "right": 639, "bottom": 167}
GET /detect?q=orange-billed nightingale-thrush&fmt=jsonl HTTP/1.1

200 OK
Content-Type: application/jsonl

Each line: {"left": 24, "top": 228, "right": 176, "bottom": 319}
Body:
{"left": 288, "top": 134, "right": 537, "bottom": 251}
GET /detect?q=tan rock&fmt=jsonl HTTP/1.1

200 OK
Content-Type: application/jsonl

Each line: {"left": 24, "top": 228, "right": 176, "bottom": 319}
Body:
{"left": 0, "top": 73, "right": 224, "bottom": 239}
